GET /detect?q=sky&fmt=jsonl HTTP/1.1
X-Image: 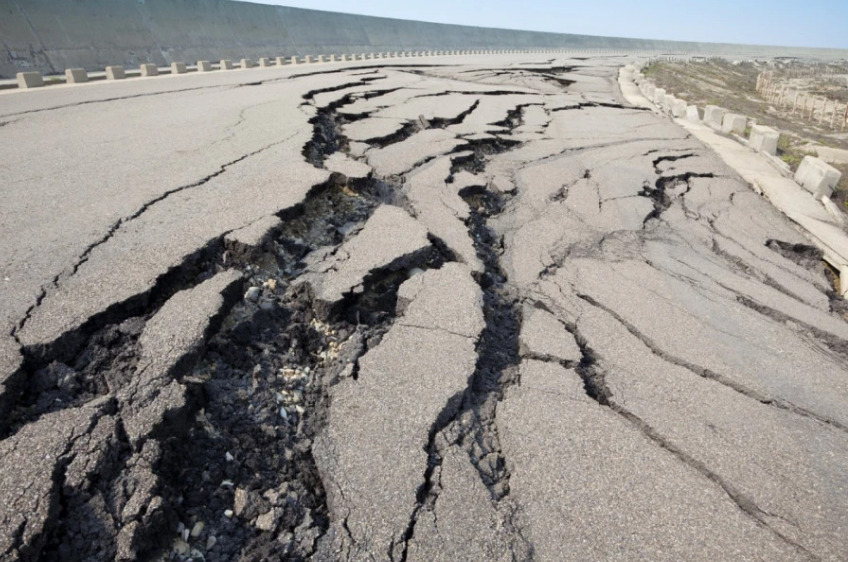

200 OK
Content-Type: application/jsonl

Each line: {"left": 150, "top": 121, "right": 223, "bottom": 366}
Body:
{"left": 246, "top": 0, "right": 848, "bottom": 49}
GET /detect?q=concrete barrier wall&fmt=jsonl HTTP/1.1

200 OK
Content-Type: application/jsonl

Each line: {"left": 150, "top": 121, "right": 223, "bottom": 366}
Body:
{"left": 3, "top": 0, "right": 848, "bottom": 78}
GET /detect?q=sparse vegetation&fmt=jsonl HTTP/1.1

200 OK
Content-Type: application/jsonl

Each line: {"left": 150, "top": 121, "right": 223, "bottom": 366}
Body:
{"left": 644, "top": 60, "right": 848, "bottom": 152}
{"left": 776, "top": 134, "right": 808, "bottom": 170}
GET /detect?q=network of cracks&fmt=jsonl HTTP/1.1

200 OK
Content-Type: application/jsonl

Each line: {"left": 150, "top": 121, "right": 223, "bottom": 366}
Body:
{"left": 3, "top": 60, "right": 848, "bottom": 562}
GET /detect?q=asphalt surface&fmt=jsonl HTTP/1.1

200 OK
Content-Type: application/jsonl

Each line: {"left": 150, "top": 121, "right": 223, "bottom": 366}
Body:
{"left": 1, "top": 54, "right": 848, "bottom": 561}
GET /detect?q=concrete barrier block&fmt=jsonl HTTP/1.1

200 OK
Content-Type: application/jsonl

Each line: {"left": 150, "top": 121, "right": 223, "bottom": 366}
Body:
{"left": 197, "top": 60, "right": 212, "bottom": 72}
{"left": 105, "top": 66, "right": 125, "bottom": 80}
{"left": 316, "top": 55, "right": 325, "bottom": 63}
{"left": 140, "top": 63, "right": 158, "bottom": 77}
{"left": 795, "top": 156, "right": 841, "bottom": 198}
{"left": 653, "top": 88, "right": 666, "bottom": 105}
{"left": 171, "top": 62, "right": 187, "bottom": 74}
{"left": 749, "top": 124, "right": 779, "bottom": 155}
{"left": 65, "top": 68, "right": 88, "bottom": 84}
{"left": 703, "top": 105, "right": 726, "bottom": 128}
{"left": 304, "top": 55, "right": 312, "bottom": 63}
{"left": 275, "top": 57, "right": 287, "bottom": 66}
{"left": 259, "top": 57, "right": 271, "bottom": 67}
{"left": 240, "top": 58, "right": 252, "bottom": 69}
{"left": 721, "top": 113, "right": 747, "bottom": 135}
{"left": 670, "top": 98, "right": 688, "bottom": 118}
{"left": 221, "top": 59, "right": 234, "bottom": 70}
{"left": 16, "top": 71, "right": 44, "bottom": 89}
{"left": 685, "top": 105, "right": 701, "bottom": 122}
{"left": 289, "top": 56, "right": 298, "bottom": 65}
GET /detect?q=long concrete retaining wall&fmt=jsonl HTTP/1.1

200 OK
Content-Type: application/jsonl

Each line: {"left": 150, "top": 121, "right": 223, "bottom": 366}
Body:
{"left": 3, "top": 0, "right": 848, "bottom": 79}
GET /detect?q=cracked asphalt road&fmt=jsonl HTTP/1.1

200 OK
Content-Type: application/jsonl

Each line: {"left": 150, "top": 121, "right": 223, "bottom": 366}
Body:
{"left": 1, "top": 54, "right": 848, "bottom": 561}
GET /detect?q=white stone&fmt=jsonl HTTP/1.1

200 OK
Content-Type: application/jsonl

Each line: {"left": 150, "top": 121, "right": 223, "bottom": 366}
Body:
{"left": 172, "top": 538, "right": 189, "bottom": 555}
{"left": 233, "top": 488, "right": 248, "bottom": 516}
{"left": 749, "top": 125, "right": 779, "bottom": 155}
{"left": 795, "top": 156, "right": 841, "bottom": 198}
{"left": 254, "top": 510, "right": 276, "bottom": 531}
{"left": 190, "top": 522, "right": 205, "bottom": 537}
